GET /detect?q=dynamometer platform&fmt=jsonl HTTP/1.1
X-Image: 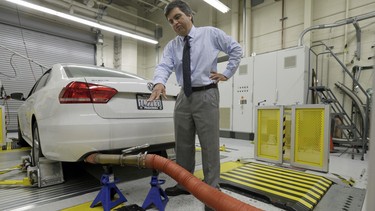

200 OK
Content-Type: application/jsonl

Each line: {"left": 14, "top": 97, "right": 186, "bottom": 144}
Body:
{"left": 220, "top": 162, "right": 366, "bottom": 211}
{"left": 220, "top": 162, "right": 333, "bottom": 211}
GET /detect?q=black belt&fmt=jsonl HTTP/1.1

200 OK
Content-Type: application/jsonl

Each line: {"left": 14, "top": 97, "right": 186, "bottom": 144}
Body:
{"left": 192, "top": 83, "right": 218, "bottom": 92}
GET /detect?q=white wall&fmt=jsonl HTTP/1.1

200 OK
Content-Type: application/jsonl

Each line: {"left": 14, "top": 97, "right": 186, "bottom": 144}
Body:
{"left": 97, "top": 0, "right": 374, "bottom": 106}
{"left": 121, "top": 38, "right": 138, "bottom": 74}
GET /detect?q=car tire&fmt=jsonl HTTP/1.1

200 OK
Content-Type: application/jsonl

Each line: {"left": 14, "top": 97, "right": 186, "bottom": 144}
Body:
{"left": 32, "top": 121, "right": 43, "bottom": 167}
{"left": 17, "top": 120, "right": 28, "bottom": 147}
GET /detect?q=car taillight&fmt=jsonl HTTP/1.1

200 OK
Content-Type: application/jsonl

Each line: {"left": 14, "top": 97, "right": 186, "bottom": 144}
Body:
{"left": 59, "top": 81, "right": 118, "bottom": 104}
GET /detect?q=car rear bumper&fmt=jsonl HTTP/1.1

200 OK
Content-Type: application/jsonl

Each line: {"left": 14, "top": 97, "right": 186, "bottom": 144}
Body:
{"left": 38, "top": 116, "right": 175, "bottom": 162}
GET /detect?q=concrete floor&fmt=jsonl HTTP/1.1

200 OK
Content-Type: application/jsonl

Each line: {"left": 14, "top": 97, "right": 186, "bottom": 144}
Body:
{"left": 0, "top": 134, "right": 369, "bottom": 211}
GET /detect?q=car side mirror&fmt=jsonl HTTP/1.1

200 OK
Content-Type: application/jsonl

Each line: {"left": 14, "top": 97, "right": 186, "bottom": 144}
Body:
{"left": 10, "top": 93, "right": 25, "bottom": 101}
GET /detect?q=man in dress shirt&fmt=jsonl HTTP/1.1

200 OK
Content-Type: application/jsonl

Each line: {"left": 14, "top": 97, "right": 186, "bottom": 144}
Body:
{"left": 147, "top": 0, "right": 242, "bottom": 205}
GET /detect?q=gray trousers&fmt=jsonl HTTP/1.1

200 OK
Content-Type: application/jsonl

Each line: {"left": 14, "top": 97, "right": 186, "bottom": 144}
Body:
{"left": 174, "top": 87, "right": 220, "bottom": 188}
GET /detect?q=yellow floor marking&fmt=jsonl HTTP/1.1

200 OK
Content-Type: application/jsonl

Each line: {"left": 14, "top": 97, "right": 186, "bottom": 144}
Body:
{"left": 194, "top": 161, "right": 244, "bottom": 180}
{"left": 238, "top": 167, "right": 325, "bottom": 195}
{"left": 220, "top": 175, "right": 313, "bottom": 209}
{"left": 222, "top": 172, "right": 317, "bottom": 204}
{"left": 0, "top": 147, "right": 31, "bottom": 153}
{"left": 242, "top": 165, "right": 330, "bottom": 190}
{"left": 249, "top": 163, "right": 328, "bottom": 182}
{"left": 230, "top": 169, "right": 321, "bottom": 199}
{"left": 247, "top": 165, "right": 330, "bottom": 191}
{"left": 250, "top": 163, "right": 332, "bottom": 185}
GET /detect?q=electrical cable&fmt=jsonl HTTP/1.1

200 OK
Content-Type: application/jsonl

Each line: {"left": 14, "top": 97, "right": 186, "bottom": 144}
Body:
{"left": 0, "top": 54, "right": 17, "bottom": 79}
{"left": 0, "top": 42, "right": 48, "bottom": 134}
{"left": 16, "top": 6, "right": 37, "bottom": 82}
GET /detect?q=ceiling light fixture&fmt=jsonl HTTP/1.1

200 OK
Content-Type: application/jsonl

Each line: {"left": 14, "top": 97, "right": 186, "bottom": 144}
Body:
{"left": 6, "top": 0, "right": 158, "bottom": 44}
{"left": 203, "top": 0, "right": 230, "bottom": 13}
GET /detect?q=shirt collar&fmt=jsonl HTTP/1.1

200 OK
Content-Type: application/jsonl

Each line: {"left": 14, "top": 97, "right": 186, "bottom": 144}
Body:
{"left": 180, "top": 25, "right": 196, "bottom": 42}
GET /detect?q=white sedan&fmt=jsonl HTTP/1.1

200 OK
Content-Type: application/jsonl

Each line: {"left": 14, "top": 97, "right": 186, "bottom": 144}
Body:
{"left": 11, "top": 63, "right": 179, "bottom": 166}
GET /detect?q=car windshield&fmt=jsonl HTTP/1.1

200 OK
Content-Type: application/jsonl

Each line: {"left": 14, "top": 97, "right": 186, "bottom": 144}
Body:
{"left": 63, "top": 65, "right": 146, "bottom": 80}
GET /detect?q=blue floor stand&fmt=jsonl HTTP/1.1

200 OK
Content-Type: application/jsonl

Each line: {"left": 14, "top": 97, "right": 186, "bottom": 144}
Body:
{"left": 142, "top": 171, "right": 169, "bottom": 211}
{"left": 91, "top": 173, "right": 128, "bottom": 211}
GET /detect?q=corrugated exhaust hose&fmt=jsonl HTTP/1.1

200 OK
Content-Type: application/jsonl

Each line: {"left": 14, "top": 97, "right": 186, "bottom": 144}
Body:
{"left": 85, "top": 153, "right": 262, "bottom": 211}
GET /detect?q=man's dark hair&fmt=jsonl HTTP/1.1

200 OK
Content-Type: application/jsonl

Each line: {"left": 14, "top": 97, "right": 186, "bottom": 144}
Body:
{"left": 164, "top": 0, "right": 194, "bottom": 23}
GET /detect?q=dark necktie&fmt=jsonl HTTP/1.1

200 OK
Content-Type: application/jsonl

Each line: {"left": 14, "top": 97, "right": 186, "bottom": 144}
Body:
{"left": 183, "top": 36, "right": 192, "bottom": 97}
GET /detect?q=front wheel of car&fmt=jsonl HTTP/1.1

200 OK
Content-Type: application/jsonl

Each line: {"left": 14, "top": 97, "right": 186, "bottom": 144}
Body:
{"left": 32, "top": 121, "right": 43, "bottom": 167}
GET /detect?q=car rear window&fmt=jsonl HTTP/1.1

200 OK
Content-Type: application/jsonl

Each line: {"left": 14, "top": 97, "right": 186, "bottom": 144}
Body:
{"left": 64, "top": 65, "right": 146, "bottom": 80}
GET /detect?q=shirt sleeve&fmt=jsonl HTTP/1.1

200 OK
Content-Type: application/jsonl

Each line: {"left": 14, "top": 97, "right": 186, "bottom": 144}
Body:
{"left": 153, "top": 42, "right": 174, "bottom": 86}
{"left": 214, "top": 28, "right": 243, "bottom": 79}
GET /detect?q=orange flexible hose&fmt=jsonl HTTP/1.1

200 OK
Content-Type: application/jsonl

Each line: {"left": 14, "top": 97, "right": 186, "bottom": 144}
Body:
{"left": 144, "top": 154, "right": 261, "bottom": 211}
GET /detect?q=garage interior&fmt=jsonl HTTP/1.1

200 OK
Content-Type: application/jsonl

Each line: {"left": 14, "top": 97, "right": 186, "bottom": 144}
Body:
{"left": 0, "top": 0, "right": 374, "bottom": 211}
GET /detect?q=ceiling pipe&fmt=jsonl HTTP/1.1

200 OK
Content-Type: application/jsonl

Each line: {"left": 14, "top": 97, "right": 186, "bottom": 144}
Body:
{"left": 353, "top": 21, "right": 361, "bottom": 61}
{"left": 92, "top": 0, "right": 161, "bottom": 26}
{"left": 242, "top": 0, "right": 246, "bottom": 57}
{"left": 136, "top": 0, "right": 164, "bottom": 12}
{"left": 43, "top": 0, "right": 155, "bottom": 37}
{"left": 280, "top": 0, "right": 286, "bottom": 49}
{"left": 85, "top": 153, "right": 262, "bottom": 211}
{"left": 303, "top": 0, "right": 312, "bottom": 47}
{"left": 245, "top": 0, "right": 251, "bottom": 57}
{"left": 298, "top": 11, "right": 375, "bottom": 46}
{"left": 231, "top": 0, "right": 239, "bottom": 47}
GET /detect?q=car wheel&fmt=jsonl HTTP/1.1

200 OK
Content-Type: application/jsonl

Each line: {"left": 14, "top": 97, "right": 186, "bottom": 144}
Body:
{"left": 17, "top": 120, "right": 28, "bottom": 147}
{"left": 32, "top": 121, "right": 43, "bottom": 167}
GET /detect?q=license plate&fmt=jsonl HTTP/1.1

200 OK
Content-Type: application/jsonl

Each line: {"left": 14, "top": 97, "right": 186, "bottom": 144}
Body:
{"left": 136, "top": 94, "right": 163, "bottom": 110}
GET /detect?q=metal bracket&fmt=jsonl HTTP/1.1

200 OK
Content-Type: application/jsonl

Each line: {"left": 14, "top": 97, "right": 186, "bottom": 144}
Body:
{"left": 122, "top": 143, "right": 150, "bottom": 155}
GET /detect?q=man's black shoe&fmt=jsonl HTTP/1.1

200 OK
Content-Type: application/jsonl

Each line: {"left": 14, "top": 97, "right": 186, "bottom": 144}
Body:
{"left": 165, "top": 185, "right": 190, "bottom": 196}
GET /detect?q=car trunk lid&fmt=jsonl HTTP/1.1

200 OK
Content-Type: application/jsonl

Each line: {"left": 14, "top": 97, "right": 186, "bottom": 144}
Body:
{"left": 85, "top": 77, "right": 178, "bottom": 119}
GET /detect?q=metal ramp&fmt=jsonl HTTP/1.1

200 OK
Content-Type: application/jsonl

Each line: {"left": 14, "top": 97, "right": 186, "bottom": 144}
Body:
{"left": 314, "top": 183, "right": 366, "bottom": 211}
{"left": 0, "top": 162, "right": 101, "bottom": 211}
{"left": 220, "top": 162, "right": 333, "bottom": 211}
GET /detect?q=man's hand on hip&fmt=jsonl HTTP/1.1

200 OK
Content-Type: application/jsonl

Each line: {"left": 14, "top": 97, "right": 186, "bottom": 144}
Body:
{"left": 210, "top": 72, "right": 228, "bottom": 84}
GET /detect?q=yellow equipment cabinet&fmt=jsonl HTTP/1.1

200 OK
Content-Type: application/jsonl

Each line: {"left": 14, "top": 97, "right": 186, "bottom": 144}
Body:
{"left": 254, "top": 106, "right": 284, "bottom": 164}
{"left": 290, "top": 104, "right": 330, "bottom": 172}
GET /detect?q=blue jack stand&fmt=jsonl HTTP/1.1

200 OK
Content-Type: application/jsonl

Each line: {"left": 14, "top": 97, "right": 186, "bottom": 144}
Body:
{"left": 142, "top": 170, "right": 169, "bottom": 211}
{"left": 91, "top": 169, "right": 127, "bottom": 211}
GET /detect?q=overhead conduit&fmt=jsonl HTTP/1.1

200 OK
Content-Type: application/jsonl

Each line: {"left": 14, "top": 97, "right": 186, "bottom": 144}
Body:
{"left": 43, "top": 0, "right": 155, "bottom": 37}
{"left": 85, "top": 153, "right": 262, "bottom": 211}
{"left": 298, "top": 11, "right": 375, "bottom": 48}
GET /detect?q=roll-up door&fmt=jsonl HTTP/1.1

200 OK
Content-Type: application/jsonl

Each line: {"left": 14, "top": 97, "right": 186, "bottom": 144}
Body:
{"left": 0, "top": 23, "right": 95, "bottom": 131}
